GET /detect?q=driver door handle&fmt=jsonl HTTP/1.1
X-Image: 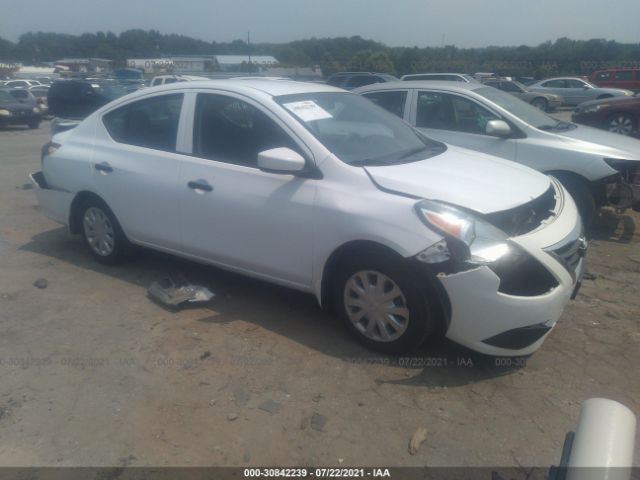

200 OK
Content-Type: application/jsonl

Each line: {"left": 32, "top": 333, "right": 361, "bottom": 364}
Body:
{"left": 94, "top": 162, "right": 113, "bottom": 173}
{"left": 187, "top": 180, "right": 213, "bottom": 192}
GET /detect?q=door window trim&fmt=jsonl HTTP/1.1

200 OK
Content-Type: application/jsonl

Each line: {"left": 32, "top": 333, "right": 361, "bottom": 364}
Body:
{"left": 361, "top": 89, "right": 412, "bottom": 122}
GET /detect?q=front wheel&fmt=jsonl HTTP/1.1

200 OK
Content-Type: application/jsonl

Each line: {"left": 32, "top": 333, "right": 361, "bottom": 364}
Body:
{"left": 531, "top": 98, "right": 548, "bottom": 111}
{"left": 332, "top": 253, "right": 435, "bottom": 354}
{"left": 28, "top": 120, "right": 41, "bottom": 129}
{"left": 607, "top": 113, "right": 635, "bottom": 136}
{"left": 79, "top": 198, "right": 131, "bottom": 265}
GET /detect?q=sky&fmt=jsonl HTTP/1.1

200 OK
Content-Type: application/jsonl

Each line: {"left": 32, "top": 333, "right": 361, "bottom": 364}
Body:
{"left": 1, "top": 0, "right": 639, "bottom": 48}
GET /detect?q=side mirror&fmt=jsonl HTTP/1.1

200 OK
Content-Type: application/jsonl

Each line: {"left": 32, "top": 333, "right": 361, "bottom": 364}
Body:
{"left": 257, "top": 147, "right": 306, "bottom": 174}
{"left": 485, "top": 119, "right": 512, "bottom": 138}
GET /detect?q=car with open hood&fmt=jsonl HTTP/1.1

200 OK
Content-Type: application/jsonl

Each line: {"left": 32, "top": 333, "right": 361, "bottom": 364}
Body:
{"left": 355, "top": 81, "right": 640, "bottom": 224}
{"left": 31, "top": 79, "right": 584, "bottom": 356}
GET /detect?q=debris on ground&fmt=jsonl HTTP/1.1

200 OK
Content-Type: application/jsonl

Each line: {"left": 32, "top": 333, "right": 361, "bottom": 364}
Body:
{"left": 408, "top": 427, "right": 427, "bottom": 455}
{"left": 200, "top": 351, "right": 211, "bottom": 360}
{"left": 310, "top": 413, "right": 327, "bottom": 432}
{"left": 147, "top": 276, "right": 214, "bottom": 309}
{"left": 227, "top": 413, "right": 238, "bottom": 421}
{"left": 233, "top": 388, "right": 250, "bottom": 407}
{"left": 583, "top": 271, "right": 597, "bottom": 280}
{"left": 33, "top": 278, "right": 48, "bottom": 289}
{"left": 312, "top": 393, "right": 324, "bottom": 402}
{"left": 258, "top": 399, "right": 281, "bottom": 415}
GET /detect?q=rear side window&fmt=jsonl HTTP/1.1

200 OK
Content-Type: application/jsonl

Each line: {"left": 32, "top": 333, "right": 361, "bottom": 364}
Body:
{"left": 542, "top": 79, "right": 565, "bottom": 88}
{"left": 593, "top": 72, "right": 610, "bottom": 81}
{"left": 362, "top": 90, "right": 408, "bottom": 118}
{"left": 614, "top": 71, "right": 634, "bottom": 81}
{"left": 103, "top": 93, "right": 183, "bottom": 151}
{"left": 345, "top": 75, "right": 377, "bottom": 88}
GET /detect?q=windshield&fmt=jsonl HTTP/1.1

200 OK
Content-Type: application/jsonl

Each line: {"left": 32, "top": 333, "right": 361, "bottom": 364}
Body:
{"left": 476, "top": 86, "right": 562, "bottom": 129}
{"left": 275, "top": 92, "right": 445, "bottom": 165}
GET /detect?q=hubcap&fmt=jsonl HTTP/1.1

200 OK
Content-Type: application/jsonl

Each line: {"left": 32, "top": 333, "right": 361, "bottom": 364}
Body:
{"left": 343, "top": 271, "right": 410, "bottom": 342}
{"left": 609, "top": 116, "right": 634, "bottom": 135}
{"left": 83, "top": 207, "right": 115, "bottom": 256}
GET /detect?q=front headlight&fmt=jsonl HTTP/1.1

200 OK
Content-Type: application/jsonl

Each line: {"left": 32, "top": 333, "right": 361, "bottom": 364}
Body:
{"left": 415, "top": 200, "right": 511, "bottom": 264}
{"left": 0, "top": 109, "right": 11, "bottom": 117}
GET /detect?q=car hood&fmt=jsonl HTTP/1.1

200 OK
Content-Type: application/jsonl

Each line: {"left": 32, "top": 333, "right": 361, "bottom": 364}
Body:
{"left": 364, "top": 145, "right": 551, "bottom": 214}
{"left": 578, "top": 96, "right": 640, "bottom": 108}
{"left": 555, "top": 124, "right": 640, "bottom": 159}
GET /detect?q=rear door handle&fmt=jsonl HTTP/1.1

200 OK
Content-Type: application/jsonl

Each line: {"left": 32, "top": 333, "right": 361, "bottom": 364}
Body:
{"left": 94, "top": 162, "right": 113, "bottom": 173}
{"left": 187, "top": 180, "right": 213, "bottom": 192}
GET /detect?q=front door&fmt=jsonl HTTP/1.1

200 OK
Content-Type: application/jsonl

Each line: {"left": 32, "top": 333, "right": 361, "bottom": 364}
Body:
{"left": 178, "top": 92, "right": 316, "bottom": 287}
{"left": 412, "top": 90, "right": 518, "bottom": 162}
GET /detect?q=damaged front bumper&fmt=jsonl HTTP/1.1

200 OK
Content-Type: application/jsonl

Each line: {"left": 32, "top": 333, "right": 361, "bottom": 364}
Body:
{"left": 30, "top": 171, "right": 73, "bottom": 226}
{"left": 600, "top": 160, "right": 640, "bottom": 211}
{"left": 425, "top": 182, "right": 585, "bottom": 357}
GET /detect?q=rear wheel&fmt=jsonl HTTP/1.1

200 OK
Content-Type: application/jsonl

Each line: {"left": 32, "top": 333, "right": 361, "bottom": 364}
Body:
{"left": 332, "top": 252, "right": 435, "bottom": 354}
{"left": 79, "top": 197, "right": 131, "bottom": 265}
{"left": 531, "top": 97, "right": 548, "bottom": 111}
{"left": 28, "top": 119, "right": 40, "bottom": 129}
{"left": 607, "top": 113, "right": 635, "bottom": 136}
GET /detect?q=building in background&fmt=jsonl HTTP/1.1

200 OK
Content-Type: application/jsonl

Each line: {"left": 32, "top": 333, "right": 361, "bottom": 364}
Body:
{"left": 54, "top": 58, "right": 112, "bottom": 73}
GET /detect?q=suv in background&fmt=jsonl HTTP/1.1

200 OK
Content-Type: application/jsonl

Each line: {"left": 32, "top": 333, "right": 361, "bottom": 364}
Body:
{"left": 590, "top": 69, "right": 640, "bottom": 92}
{"left": 47, "top": 80, "right": 128, "bottom": 133}
{"left": 401, "top": 73, "right": 478, "bottom": 83}
{"left": 325, "top": 72, "right": 399, "bottom": 90}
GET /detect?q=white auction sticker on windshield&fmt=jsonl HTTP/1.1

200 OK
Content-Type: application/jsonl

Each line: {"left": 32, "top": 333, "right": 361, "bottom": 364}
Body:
{"left": 283, "top": 100, "right": 332, "bottom": 122}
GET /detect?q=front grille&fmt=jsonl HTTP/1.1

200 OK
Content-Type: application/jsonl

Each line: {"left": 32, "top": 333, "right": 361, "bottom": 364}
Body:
{"left": 545, "top": 234, "right": 587, "bottom": 277}
{"left": 485, "top": 185, "right": 556, "bottom": 236}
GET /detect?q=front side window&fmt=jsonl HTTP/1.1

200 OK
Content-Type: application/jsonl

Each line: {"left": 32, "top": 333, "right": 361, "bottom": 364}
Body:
{"left": 103, "top": 93, "right": 183, "bottom": 151}
{"left": 275, "top": 92, "right": 444, "bottom": 166}
{"left": 362, "top": 90, "right": 408, "bottom": 118}
{"left": 567, "top": 79, "right": 588, "bottom": 88}
{"left": 500, "top": 82, "right": 523, "bottom": 93}
{"left": 416, "top": 91, "right": 499, "bottom": 134}
{"left": 193, "top": 93, "right": 299, "bottom": 167}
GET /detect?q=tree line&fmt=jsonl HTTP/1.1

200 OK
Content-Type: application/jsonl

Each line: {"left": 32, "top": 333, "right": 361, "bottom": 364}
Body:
{"left": 1, "top": 30, "right": 639, "bottom": 78}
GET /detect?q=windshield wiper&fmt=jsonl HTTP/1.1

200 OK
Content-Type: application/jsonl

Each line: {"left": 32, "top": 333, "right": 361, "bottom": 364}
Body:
{"left": 349, "top": 158, "right": 397, "bottom": 166}
{"left": 398, "top": 146, "right": 430, "bottom": 159}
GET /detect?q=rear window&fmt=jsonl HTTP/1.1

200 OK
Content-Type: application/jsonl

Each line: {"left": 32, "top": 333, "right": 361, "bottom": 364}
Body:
{"left": 103, "top": 93, "right": 184, "bottom": 152}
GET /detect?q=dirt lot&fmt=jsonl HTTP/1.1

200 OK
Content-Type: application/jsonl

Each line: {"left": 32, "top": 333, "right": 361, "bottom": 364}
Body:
{"left": 0, "top": 119, "right": 638, "bottom": 468}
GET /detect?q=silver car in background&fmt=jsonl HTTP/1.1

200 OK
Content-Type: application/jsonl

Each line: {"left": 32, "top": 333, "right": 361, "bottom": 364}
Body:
{"left": 528, "top": 77, "right": 634, "bottom": 106}
{"left": 401, "top": 73, "right": 479, "bottom": 83}
{"left": 354, "top": 81, "right": 640, "bottom": 224}
{"left": 483, "top": 79, "right": 562, "bottom": 111}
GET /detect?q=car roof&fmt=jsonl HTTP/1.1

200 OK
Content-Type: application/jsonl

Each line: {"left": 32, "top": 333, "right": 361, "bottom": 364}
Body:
{"left": 122, "top": 79, "right": 343, "bottom": 99}
{"left": 354, "top": 80, "right": 482, "bottom": 93}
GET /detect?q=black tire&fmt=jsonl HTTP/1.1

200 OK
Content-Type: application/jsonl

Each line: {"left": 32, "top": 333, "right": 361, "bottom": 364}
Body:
{"left": 78, "top": 197, "right": 131, "bottom": 265}
{"left": 28, "top": 120, "right": 41, "bottom": 129}
{"left": 607, "top": 113, "right": 636, "bottom": 136}
{"left": 331, "top": 251, "right": 436, "bottom": 354}
{"left": 554, "top": 174, "right": 596, "bottom": 229}
{"left": 531, "top": 97, "right": 548, "bottom": 111}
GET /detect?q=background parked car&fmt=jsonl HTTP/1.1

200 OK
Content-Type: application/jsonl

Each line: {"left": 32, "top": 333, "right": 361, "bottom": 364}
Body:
{"left": 528, "top": 77, "right": 634, "bottom": 106}
{"left": 47, "top": 79, "right": 129, "bottom": 133}
{"left": 590, "top": 68, "right": 640, "bottom": 92}
{"left": 28, "top": 85, "right": 50, "bottom": 116}
{"left": 483, "top": 79, "right": 562, "bottom": 111}
{"left": 149, "top": 74, "right": 209, "bottom": 87}
{"left": 0, "top": 89, "right": 42, "bottom": 129}
{"left": 401, "top": 73, "right": 478, "bottom": 83}
{"left": 355, "top": 81, "right": 640, "bottom": 223}
{"left": 3, "top": 79, "right": 41, "bottom": 88}
{"left": 325, "top": 72, "right": 399, "bottom": 90}
{"left": 572, "top": 94, "right": 640, "bottom": 136}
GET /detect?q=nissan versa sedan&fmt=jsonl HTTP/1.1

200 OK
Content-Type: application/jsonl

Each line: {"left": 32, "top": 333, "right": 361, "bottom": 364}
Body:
{"left": 355, "top": 81, "right": 640, "bottom": 224}
{"left": 31, "top": 80, "right": 585, "bottom": 356}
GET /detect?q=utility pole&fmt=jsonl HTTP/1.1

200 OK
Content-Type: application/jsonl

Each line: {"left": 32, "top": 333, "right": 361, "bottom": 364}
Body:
{"left": 247, "top": 31, "right": 252, "bottom": 73}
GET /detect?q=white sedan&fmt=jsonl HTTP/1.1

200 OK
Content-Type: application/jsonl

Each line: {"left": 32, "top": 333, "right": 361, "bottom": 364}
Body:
{"left": 31, "top": 80, "right": 584, "bottom": 356}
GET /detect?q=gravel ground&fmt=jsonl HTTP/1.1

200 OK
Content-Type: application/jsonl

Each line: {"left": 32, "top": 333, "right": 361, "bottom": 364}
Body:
{"left": 0, "top": 120, "right": 638, "bottom": 468}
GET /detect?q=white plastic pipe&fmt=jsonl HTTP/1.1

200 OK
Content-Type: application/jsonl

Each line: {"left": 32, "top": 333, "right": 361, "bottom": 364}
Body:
{"left": 566, "top": 398, "right": 637, "bottom": 480}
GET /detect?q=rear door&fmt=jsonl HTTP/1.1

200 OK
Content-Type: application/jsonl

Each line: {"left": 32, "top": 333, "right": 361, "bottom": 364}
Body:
{"left": 91, "top": 92, "right": 187, "bottom": 249}
{"left": 411, "top": 89, "right": 517, "bottom": 161}
{"left": 177, "top": 91, "right": 316, "bottom": 286}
